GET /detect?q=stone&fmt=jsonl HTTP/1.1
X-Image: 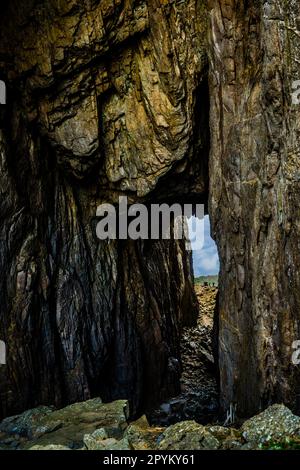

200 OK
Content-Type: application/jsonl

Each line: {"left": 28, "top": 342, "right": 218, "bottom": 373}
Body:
{"left": 28, "top": 444, "right": 71, "bottom": 450}
{"left": 85, "top": 428, "right": 108, "bottom": 441}
{"left": 0, "top": 406, "right": 54, "bottom": 437}
{"left": 241, "top": 404, "right": 300, "bottom": 444}
{"left": 84, "top": 434, "right": 132, "bottom": 451}
{"left": 149, "top": 286, "right": 219, "bottom": 426}
{"left": 158, "top": 421, "right": 220, "bottom": 450}
{"left": 0, "top": 0, "right": 300, "bottom": 428}
{"left": 0, "top": 398, "right": 130, "bottom": 450}
{"left": 0, "top": 0, "right": 203, "bottom": 421}
{"left": 207, "top": 425, "right": 234, "bottom": 441}
{"left": 24, "top": 399, "right": 129, "bottom": 449}
{"left": 209, "top": 0, "right": 300, "bottom": 417}
{"left": 124, "top": 415, "right": 165, "bottom": 450}
{"left": 221, "top": 438, "right": 243, "bottom": 450}
{"left": 0, "top": 400, "right": 299, "bottom": 450}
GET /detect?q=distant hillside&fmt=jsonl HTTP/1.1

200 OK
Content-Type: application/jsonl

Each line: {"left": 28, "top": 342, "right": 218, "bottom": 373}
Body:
{"left": 194, "top": 275, "right": 218, "bottom": 287}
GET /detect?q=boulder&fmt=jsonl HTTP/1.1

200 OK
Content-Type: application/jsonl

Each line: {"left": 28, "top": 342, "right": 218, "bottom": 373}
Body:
{"left": 0, "top": 398, "right": 129, "bottom": 450}
{"left": 0, "top": 406, "right": 55, "bottom": 437}
{"left": 124, "top": 415, "right": 165, "bottom": 450}
{"left": 28, "top": 444, "right": 71, "bottom": 451}
{"left": 158, "top": 421, "right": 220, "bottom": 450}
{"left": 83, "top": 428, "right": 132, "bottom": 451}
{"left": 241, "top": 404, "right": 300, "bottom": 444}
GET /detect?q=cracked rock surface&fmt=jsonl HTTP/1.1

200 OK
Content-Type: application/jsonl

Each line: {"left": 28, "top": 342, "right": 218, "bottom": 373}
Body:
{"left": 209, "top": 0, "right": 300, "bottom": 417}
{"left": 0, "top": 0, "right": 207, "bottom": 419}
{"left": 148, "top": 285, "right": 219, "bottom": 426}
{"left": 1, "top": 398, "right": 299, "bottom": 451}
{"left": 1, "top": 0, "right": 300, "bottom": 424}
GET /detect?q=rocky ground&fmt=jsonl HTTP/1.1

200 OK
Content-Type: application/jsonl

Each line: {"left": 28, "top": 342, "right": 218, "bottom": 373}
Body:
{"left": 1, "top": 285, "right": 300, "bottom": 451}
{"left": 148, "top": 285, "right": 219, "bottom": 426}
{"left": 1, "top": 399, "right": 300, "bottom": 450}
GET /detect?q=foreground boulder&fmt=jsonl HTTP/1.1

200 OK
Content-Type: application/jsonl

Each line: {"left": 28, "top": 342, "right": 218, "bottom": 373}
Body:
{"left": 0, "top": 398, "right": 129, "bottom": 450}
{"left": 29, "top": 445, "right": 71, "bottom": 451}
{"left": 241, "top": 404, "right": 300, "bottom": 445}
{"left": 83, "top": 429, "right": 132, "bottom": 451}
{"left": 2, "top": 401, "right": 300, "bottom": 450}
{"left": 158, "top": 421, "right": 220, "bottom": 450}
{"left": 124, "top": 416, "right": 165, "bottom": 450}
{"left": 0, "top": 406, "right": 55, "bottom": 438}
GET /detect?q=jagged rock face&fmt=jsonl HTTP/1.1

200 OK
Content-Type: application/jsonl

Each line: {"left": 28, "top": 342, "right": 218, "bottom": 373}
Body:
{"left": 209, "top": 0, "right": 300, "bottom": 416}
{"left": 2, "top": 0, "right": 300, "bottom": 423}
{"left": 0, "top": 0, "right": 208, "bottom": 196}
{"left": 0, "top": 0, "right": 208, "bottom": 419}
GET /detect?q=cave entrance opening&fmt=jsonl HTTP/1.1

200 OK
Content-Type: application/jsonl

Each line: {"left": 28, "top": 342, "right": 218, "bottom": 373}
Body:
{"left": 145, "top": 70, "right": 221, "bottom": 425}
{"left": 182, "top": 213, "right": 220, "bottom": 421}
{"left": 189, "top": 214, "right": 220, "bottom": 284}
{"left": 147, "top": 212, "right": 220, "bottom": 426}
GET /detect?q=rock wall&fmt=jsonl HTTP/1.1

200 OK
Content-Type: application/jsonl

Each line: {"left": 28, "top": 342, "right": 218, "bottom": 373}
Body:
{"left": 209, "top": 0, "right": 300, "bottom": 416}
{"left": 0, "top": 0, "right": 208, "bottom": 419}
{"left": 1, "top": 0, "right": 300, "bottom": 422}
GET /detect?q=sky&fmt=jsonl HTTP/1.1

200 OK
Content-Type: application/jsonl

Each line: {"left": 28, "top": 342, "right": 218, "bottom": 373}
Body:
{"left": 188, "top": 215, "right": 220, "bottom": 277}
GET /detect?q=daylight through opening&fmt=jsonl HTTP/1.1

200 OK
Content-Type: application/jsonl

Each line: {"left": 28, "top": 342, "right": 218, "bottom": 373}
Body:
{"left": 189, "top": 214, "right": 220, "bottom": 285}
{"left": 148, "top": 214, "right": 220, "bottom": 426}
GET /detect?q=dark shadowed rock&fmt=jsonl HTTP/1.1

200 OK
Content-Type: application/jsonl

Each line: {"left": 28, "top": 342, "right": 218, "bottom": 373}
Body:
{"left": 148, "top": 285, "right": 219, "bottom": 426}
{"left": 0, "top": 0, "right": 205, "bottom": 419}
{"left": 0, "top": 0, "right": 300, "bottom": 426}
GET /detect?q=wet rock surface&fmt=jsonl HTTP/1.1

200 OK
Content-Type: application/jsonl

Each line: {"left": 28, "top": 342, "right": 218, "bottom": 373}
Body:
{"left": 1, "top": 398, "right": 300, "bottom": 450}
{"left": 0, "top": 398, "right": 129, "bottom": 450}
{"left": 0, "top": 0, "right": 300, "bottom": 428}
{"left": 241, "top": 404, "right": 300, "bottom": 444}
{"left": 158, "top": 421, "right": 220, "bottom": 450}
{"left": 149, "top": 286, "right": 219, "bottom": 426}
{"left": 0, "top": 0, "right": 205, "bottom": 420}
{"left": 124, "top": 415, "right": 165, "bottom": 451}
{"left": 209, "top": 0, "right": 300, "bottom": 417}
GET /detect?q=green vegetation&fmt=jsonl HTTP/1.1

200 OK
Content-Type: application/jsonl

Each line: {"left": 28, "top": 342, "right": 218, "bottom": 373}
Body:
{"left": 194, "top": 275, "right": 218, "bottom": 286}
{"left": 260, "top": 438, "right": 300, "bottom": 450}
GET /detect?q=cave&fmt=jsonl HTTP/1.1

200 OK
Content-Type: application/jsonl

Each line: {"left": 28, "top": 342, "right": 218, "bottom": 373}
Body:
{"left": 1, "top": 0, "right": 300, "bottom": 434}
{"left": 0, "top": 0, "right": 211, "bottom": 421}
{"left": 146, "top": 214, "right": 220, "bottom": 426}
